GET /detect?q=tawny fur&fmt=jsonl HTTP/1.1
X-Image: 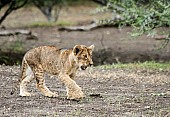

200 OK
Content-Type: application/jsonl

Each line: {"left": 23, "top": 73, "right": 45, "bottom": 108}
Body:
{"left": 18, "top": 45, "right": 94, "bottom": 99}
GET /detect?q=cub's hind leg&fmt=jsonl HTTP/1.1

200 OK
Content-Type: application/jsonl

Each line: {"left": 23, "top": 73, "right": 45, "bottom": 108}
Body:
{"left": 19, "top": 59, "right": 34, "bottom": 96}
{"left": 33, "top": 65, "right": 58, "bottom": 98}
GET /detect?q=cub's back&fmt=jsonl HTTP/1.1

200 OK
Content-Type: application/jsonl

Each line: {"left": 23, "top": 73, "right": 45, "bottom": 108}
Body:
{"left": 24, "top": 46, "right": 61, "bottom": 66}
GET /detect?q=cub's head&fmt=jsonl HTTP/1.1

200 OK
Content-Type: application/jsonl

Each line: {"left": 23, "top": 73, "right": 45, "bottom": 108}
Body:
{"left": 73, "top": 45, "right": 95, "bottom": 70}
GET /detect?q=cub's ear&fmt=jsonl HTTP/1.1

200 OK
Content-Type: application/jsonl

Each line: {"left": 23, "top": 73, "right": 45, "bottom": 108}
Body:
{"left": 88, "top": 44, "right": 95, "bottom": 51}
{"left": 73, "top": 45, "right": 82, "bottom": 55}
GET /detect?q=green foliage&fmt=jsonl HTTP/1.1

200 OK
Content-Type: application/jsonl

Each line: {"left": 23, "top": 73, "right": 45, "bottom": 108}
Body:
{"left": 98, "top": 0, "right": 170, "bottom": 37}
{"left": 10, "top": 40, "right": 23, "bottom": 53}
{"left": 0, "top": 56, "right": 9, "bottom": 65}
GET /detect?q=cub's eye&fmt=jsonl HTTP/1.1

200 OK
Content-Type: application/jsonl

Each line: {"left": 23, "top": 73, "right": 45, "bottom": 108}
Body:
{"left": 83, "top": 55, "right": 88, "bottom": 60}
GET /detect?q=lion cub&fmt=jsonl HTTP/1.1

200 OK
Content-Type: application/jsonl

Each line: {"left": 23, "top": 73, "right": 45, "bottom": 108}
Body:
{"left": 17, "top": 45, "right": 94, "bottom": 99}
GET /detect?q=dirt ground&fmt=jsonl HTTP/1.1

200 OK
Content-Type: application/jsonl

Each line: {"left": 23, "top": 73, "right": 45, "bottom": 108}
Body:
{"left": 0, "top": 65, "right": 170, "bottom": 117}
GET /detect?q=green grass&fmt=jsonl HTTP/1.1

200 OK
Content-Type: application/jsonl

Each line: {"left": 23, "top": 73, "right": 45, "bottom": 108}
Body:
{"left": 98, "top": 61, "right": 170, "bottom": 71}
{"left": 66, "top": 0, "right": 98, "bottom": 7}
{"left": 56, "top": 20, "right": 75, "bottom": 26}
{"left": 29, "top": 20, "right": 75, "bottom": 27}
{"left": 30, "top": 22, "right": 56, "bottom": 27}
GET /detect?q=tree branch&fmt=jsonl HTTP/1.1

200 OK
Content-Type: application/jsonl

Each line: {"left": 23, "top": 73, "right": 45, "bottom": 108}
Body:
{"left": 0, "top": 0, "right": 28, "bottom": 25}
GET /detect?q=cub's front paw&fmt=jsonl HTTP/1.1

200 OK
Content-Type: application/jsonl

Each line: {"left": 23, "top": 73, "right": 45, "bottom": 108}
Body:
{"left": 44, "top": 92, "right": 58, "bottom": 98}
{"left": 67, "top": 89, "right": 85, "bottom": 100}
{"left": 19, "top": 92, "right": 33, "bottom": 97}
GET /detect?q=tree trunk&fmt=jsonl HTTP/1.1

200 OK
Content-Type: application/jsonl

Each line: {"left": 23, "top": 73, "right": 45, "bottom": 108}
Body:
{"left": 34, "top": 4, "right": 62, "bottom": 22}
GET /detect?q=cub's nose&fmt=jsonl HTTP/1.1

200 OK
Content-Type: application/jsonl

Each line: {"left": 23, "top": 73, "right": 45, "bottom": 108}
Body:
{"left": 89, "top": 63, "right": 93, "bottom": 66}
{"left": 81, "top": 66, "right": 87, "bottom": 70}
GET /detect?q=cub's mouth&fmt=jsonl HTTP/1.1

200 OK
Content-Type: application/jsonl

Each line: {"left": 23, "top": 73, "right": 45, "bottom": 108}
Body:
{"left": 81, "top": 66, "right": 87, "bottom": 70}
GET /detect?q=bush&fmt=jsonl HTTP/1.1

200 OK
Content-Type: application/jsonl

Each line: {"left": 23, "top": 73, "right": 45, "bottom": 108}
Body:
{"left": 99, "top": 0, "right": 170, "bottom": 36}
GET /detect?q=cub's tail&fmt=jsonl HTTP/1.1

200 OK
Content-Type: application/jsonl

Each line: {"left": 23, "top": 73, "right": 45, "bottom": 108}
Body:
{"left": 10, "top": 80, "right": 20, "bottom": 95}
{"left": 11, "top": 57, "right": 27, "bottom": 95}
